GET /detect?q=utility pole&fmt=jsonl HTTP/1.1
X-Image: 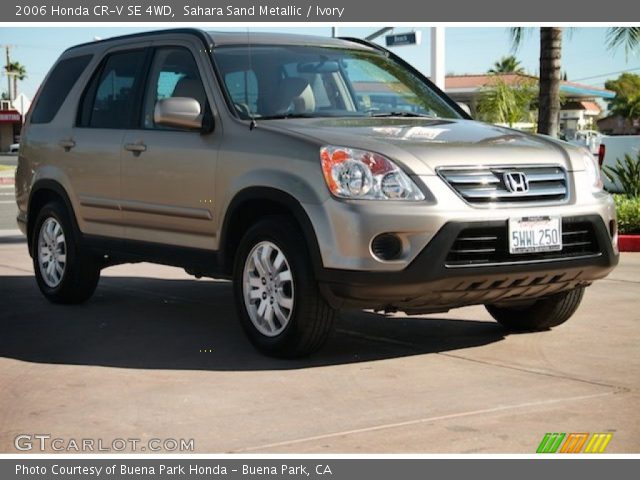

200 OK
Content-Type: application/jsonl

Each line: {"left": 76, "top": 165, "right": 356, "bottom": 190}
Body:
{"left": 1, "top": 45, "right": 14, "bottom": 100}
{"left": 430, "top": 27, "right": 445, "bottom": 90}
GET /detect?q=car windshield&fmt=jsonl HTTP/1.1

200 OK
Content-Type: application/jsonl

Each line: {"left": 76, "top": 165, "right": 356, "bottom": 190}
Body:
{"left": 213, "top": 44, "right": 461, "bottom": 120}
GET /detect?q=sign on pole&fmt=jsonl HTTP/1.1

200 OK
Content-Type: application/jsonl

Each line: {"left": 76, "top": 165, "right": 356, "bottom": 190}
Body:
{"left": 385, "top": 31, "right": 421, "bottom": 47}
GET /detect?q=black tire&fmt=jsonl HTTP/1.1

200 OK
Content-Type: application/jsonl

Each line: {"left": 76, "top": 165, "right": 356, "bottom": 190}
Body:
{"left": 486, "top": 287, "right": 585, "bottom": 332}
{"left": 233, "top": 215, "right": 336, "bottom": 358}
{"left": 32, "top": 201, "right": 101, "bottom": 304}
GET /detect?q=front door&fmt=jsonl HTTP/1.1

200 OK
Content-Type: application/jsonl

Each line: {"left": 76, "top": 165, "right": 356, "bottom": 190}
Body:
{"left": 120, "top": 45, "right": 219, "bottom": 250}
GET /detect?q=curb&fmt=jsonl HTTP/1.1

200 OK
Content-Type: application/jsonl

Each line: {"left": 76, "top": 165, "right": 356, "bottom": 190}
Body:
{"left": 618, "top": 235, "right": 640, "bottom": 252}
{"left": 0, "top": 177, "right": 14, "bottom": 185}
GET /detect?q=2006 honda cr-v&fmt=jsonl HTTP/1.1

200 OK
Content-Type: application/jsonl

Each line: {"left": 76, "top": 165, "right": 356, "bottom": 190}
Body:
{"left": 16, "top": 29, "right": 619, "bottom": 357}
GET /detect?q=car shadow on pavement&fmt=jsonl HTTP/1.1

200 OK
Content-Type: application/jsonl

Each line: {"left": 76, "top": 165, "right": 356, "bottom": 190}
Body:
{"left": 0, "top": 275, "right": 506, "bottom": 371}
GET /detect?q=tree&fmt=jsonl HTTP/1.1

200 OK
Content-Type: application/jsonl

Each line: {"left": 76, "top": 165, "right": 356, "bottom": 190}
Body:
{"left": 488, "top": 55, "right": 524, "bottom": 74}
{"left": 476, "top": 75, "right": 537, "bottom": 127}
{"left": 510, "top": 27, "right": 640, "bottom": 138}
{"left": 4, "top": 61, "right": 27, "bottom": 99}
{"left": 607, "top": 27, "right": 640, "bottom": 57}
{"left": 510, "top": 27, "right": 562, "bottom": 137}
{"left": 605, "top": 73, "right": 640, "bottom": 119}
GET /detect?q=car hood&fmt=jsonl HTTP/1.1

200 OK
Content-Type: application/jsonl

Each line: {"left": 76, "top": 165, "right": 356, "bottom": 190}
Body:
{"left": 264, "top": 117, "right": 583, "bottom": 175}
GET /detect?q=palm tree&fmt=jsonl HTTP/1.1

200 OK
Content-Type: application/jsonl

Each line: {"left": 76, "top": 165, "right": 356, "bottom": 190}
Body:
{"left": 511, "top": 28, "right": 562, "bottom": 137}
{"left": 476, "top": 76, "right": 537, "bottom": 128}
{"left": 511, "top": 27, "right": 640, "bottom": 138}
{"left": 4, "top": 61, "right": 27, "bottom": 100}
{"left": 488, "top": 55, "right": 524, "bottom": 74}
{"left": 607, "top": 27, "right": 640, "bottom": 57}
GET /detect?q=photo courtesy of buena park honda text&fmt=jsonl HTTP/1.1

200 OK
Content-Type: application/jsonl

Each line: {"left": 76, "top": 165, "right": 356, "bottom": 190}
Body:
{"left": 0, "top": 0, "right": 638, "bottom": 478}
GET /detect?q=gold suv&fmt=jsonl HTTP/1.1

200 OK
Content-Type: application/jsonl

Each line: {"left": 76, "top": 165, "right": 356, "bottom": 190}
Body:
{"left": 16, "top": 29, "right": 619, "bottom": 357}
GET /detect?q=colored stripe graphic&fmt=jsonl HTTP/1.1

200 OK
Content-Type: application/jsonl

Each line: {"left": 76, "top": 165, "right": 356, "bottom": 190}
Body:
{"left": 584, "top": 433, "right": 613, "bottom": 453}
{"left": 537, "top": 433, "right": 565, "bottom": 453}
{"left": 560, "top": 433, "right": 589, "bottom": 453}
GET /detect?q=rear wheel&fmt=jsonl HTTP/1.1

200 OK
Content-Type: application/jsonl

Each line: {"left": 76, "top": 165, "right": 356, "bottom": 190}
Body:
{"left": 486, "top": 287, "right": 585, "bottom": 331}
{"left": 32, "top": 201, "right": 101, "bottom": 304}
{"left": 233, "top": 216, "right": 336, "bottom": 358}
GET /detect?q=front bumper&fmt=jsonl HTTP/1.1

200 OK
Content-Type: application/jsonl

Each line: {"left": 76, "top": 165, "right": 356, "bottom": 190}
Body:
{"left": 317, "top": 214, "right": 618, "bottom": 313}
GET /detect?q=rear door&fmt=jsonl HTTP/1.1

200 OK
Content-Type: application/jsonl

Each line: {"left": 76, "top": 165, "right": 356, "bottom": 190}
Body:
{"left": 120, "top": 43, "right": 220, "bottom": 250}
{"left": 69, "top": 46, "right": 149, "bottom": 238}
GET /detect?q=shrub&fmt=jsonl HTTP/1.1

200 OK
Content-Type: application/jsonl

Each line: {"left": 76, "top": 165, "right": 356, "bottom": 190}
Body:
{"left": 613, "top": 194, "right": 640, "bottom": 234}
{"left": 603, "top": 152, "right": 640, "bottom": 197}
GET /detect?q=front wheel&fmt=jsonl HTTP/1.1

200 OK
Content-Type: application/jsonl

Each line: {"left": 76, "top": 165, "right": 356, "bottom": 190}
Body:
{"left": 233, "top": 216, "right": 336, "bottom": 358}
{"left": 485, "top": 287, "right": 585, "bottom": 331}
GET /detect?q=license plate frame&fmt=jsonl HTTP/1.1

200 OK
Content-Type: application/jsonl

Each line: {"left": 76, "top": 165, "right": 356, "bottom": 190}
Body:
{"left": 508, "top": 216, "right": 562, "bottom": 254}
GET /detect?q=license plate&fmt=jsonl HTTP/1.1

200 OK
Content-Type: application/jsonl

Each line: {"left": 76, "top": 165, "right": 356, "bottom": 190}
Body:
{"left": 508, "top": 216, "right": 562, "bottom": 254}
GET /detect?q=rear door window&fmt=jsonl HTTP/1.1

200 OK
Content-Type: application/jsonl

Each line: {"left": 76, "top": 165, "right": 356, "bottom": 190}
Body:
{"left": 78, "top": 50, "right": 147, "bottom": 128}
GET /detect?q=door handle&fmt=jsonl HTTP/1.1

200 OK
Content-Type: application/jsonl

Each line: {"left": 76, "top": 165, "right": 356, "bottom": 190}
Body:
{"left": 124, "top": 142, "right": 147, "bottom": 156}
{"left": 59, "top": 139, "right": 76, "bottom": 152}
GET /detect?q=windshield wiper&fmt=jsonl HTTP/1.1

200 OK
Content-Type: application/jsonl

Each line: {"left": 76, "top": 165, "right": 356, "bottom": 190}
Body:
{"left": 370, "top": 111, "right": 434, "bottom": 118}
{"left": 259, "top": 113, "right": 318, "bottom": 120}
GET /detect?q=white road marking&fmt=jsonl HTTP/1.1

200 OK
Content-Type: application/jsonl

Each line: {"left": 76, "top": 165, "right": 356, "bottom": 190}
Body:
{"left": 0, "top": 229, "right": 22, "bottom": 237}
{"left": 233, "top": 391, "right": 617, "bottom": 452}
{"left": 0, "top": 200, "right": 16, "bottom": 204}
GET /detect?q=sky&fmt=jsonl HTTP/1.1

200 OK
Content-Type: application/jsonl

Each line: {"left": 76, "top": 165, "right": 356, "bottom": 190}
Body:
{"left": 1, "top": 26, "right": 639, "bottom": 100}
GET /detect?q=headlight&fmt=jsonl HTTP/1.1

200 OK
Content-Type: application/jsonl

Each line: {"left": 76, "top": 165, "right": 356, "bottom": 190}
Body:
{"left": 582, "top": 149, "right": 603, "bottom": 191}
{"left": 320, "top": 146, "right": 424, "bottom": 200}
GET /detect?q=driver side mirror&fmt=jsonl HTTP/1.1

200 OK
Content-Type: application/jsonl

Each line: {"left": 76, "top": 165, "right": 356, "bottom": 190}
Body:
{"left": 154, "top": 97, "right": 203, "bottom": 130}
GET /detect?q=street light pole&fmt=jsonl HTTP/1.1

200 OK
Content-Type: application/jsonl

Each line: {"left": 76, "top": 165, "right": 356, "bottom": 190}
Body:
{"left": 430, "top": 27, "right": 445, "bottom": 90}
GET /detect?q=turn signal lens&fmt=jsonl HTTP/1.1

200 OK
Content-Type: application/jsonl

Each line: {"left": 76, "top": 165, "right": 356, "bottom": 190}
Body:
{"left": 320, "top": 146, "right": 424, "bottom": 201}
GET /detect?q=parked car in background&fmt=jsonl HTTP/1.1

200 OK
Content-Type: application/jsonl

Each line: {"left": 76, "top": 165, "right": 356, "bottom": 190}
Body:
{"left": 9, "top": 143, "right": 19, "bottom": 153}
{"left": 567, "top": 129, "right": 603, "bottom": 155}
{"left": 599, "top": 135, "right": 640, "bottom": 192}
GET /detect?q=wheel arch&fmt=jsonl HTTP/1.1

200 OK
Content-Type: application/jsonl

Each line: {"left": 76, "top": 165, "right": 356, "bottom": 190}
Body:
{"left": 27, "top": 180, "right": 80, "bottom": 254}
{"left": 219, "top": 187, "right": 323, "bottom": 276}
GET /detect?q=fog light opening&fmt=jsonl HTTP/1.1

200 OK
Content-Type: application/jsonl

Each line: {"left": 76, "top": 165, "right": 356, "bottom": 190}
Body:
{"left": 371, "top": 233, "right": 404, "bottom": 261}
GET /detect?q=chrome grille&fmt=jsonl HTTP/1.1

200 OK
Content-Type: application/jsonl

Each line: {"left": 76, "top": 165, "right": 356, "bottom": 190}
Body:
{"left": 438, "top": 165, "right": 568, "bottom": 204}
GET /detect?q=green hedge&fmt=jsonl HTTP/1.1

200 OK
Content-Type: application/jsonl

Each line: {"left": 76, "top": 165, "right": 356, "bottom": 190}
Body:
{"left": 613, "top": 194, "right": 640, "bottom": 235}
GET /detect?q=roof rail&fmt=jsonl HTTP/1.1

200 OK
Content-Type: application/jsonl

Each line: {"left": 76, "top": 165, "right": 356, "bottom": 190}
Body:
{"left": 64, "top": 28, "right": 213, "bottom": 53}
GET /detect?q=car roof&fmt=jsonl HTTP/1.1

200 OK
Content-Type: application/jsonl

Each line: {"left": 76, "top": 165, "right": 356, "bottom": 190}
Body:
{"left": 63, "top": 28, "right": 376, "bottom": 54}
{"left": 206, "top": 31, "right": 374, "bottom": 50}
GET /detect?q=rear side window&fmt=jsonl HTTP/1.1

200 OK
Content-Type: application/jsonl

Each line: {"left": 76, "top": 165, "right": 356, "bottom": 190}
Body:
{"left": 78, "top": 50, "right": 146, "bottom": 129}
{"left": 30, "top": 55, "right": 92, "bottom": 124}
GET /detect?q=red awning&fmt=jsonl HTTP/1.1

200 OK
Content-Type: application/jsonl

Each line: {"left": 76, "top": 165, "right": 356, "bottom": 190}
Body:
{"left": 0, "top": 110, "right": 21, "bottom": 123}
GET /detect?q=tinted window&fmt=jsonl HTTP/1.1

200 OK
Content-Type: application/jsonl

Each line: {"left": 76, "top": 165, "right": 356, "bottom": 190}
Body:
{"left": 142, "top": 47, "right": 207, "bottom": 129}
{"left": 79, "top": 50, "right": 146, "bottom": 128}
{"left": 30, "top": 55, "right": 92, "bottom": 124}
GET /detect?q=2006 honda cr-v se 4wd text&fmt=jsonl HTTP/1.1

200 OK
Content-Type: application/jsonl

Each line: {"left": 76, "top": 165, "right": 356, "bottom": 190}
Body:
{"left": 16, "top": 29, "right": 619, "bottom": 357}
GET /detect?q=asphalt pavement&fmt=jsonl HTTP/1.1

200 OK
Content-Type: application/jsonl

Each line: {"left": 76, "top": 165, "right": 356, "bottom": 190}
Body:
{"left": 0, "top": 231, "right": 638, "bottom": 453}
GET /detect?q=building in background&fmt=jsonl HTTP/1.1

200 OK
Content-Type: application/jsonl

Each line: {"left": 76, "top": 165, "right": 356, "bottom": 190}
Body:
{"left": 597, "top": 114, "right": 640, "bottom": 135}
{"left": 0, "top": 98, "right": 21, "bottom": 152}
{"left": 444, "top": 73, "right": 614, "bottom": 135}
